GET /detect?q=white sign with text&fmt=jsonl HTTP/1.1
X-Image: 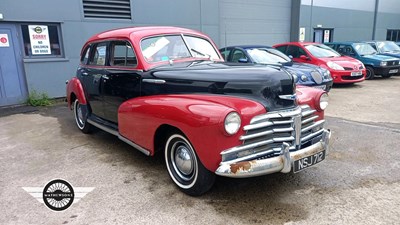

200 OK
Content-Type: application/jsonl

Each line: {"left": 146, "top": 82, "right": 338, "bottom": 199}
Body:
{"left": 28, "top": 25, "right": 51, "bottom": 55}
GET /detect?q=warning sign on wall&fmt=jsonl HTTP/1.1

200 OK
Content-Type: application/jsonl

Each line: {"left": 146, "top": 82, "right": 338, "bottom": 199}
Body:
{"left": 28, "top": 25, "right": 51, "bottom": 55}
{"left": 0, "top": 34, "right": 10, "bottom": 47}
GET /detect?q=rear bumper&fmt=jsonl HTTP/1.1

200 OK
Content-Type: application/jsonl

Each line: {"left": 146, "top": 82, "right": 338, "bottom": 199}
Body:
{"left": 215, "top": 129, "right": 331, "bottom": 178}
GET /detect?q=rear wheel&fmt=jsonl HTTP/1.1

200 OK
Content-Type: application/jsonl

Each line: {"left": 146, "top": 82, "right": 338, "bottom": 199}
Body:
{"left": 165, "top": 133, "right": 215, "bottom": 196}
{"left": 73, "top": 99, "right": 92, "bottom": 133}
{"left": 365, "top": 66, "right": 375, "bottom": 80}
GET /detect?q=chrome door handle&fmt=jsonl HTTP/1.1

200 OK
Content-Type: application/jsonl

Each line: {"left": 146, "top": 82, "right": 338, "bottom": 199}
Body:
{"left": 102, "top": 75, "right": 110, "bottom": 80}
{"left": 82, "top": 72, "right": 89, "bottom": 76}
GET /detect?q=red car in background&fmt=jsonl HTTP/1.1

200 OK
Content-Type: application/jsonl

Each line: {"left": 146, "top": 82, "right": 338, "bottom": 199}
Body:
{"left": 273, "top": 42, "right": 366, "bottom": 84}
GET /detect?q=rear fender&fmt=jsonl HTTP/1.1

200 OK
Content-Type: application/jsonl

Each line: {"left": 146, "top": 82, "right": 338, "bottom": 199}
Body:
{"left": 66, "top": 77, "right": 87, "bottom": 109}
{"left": 118, "top": 94, "right": 266, "bottom": 171}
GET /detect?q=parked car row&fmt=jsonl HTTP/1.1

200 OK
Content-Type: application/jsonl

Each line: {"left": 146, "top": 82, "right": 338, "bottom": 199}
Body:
{"left": 220, "top": 41, "right": 400, "bottom": 89}
{"left": 66, "top": 26, "right": 331, "bottom": 195}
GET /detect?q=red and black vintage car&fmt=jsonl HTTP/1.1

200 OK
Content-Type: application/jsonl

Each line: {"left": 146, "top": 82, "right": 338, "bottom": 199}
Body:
{"left": 66, "top": 26, "right": 331, "bottom": 195}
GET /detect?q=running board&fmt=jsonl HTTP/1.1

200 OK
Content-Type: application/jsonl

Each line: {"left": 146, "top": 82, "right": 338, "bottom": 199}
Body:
{"left": 87, "top": 118, "right": 151, "bottom": 156}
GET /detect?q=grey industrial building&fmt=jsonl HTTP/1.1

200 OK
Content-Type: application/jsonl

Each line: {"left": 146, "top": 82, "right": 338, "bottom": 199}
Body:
{"left": 0, "top": 0, "right": 399, "bottom": 106}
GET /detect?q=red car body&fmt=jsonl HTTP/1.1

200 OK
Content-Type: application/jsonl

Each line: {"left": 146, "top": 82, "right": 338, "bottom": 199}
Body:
{"left": 66, "top": 27, "right": 331, "bottom": 195}
{"left": 273, "top": 42, "right": 366, "bottom": 84}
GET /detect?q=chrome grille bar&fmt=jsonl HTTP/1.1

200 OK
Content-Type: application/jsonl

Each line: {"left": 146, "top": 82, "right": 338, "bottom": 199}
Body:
{"left": 220, "top": 104, "right": 325, "bottom": 163}
{"left": 240, "top": 127, "right": 294, "bottom": 141}
{"left": 301, "top": 120, "right": 324, "bottom": 133}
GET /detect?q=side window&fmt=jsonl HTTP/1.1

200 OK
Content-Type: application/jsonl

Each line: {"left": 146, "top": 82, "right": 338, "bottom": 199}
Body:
{"left": 89, "top": 43, "right": 107, "bottom": 66}
{"left": 220, "top": 49, "right": 231, "bottom": 60}
{"left": 298, "top": 47, "right": 307, "bottom": 57}
{"left": 275, "top": 45, "right": 287, "bottom": 54}
{"left": 336, "top": 45, "right": 346, "bottom": 54}
{"left": 110, "top": 41, "right": 137, "bottom": 67}
{"left": 286, "top": 45, "right": 300, "bottom": 58}
{"left": 80, "top": 46, "right": 90, "bottom": 64}
{"left": 231, "top": 49, "right": 247, "bottom": 62}
{"left": 369, "top": 43, "right": 377, "bottom": 50}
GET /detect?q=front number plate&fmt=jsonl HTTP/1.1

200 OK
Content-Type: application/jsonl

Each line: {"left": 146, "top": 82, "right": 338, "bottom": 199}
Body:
{"left": 293, "top": 150, "right": 325, "bottom": 173}
{"left": 351, "top": 71, "right": 362, "bottom": 76}
{"left": 389, "top": 69, "right": 399, "bottom": 74}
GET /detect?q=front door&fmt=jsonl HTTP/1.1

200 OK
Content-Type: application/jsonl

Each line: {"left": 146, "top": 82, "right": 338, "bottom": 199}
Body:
{"left": 0, "top": 24, "right": 27, "bottom": 106}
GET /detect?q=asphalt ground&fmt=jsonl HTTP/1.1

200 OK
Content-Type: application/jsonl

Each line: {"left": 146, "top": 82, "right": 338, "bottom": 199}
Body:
{"left": 1, "top": 76, "right": 400, "bottom": 225}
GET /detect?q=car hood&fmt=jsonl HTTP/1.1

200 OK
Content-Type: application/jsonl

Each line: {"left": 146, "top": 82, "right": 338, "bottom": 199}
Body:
{"left": 284, "top": 62, "right": 320, "bottom": 72}
{"left": 319, "top": 56, "right": 362, "bottom": 67}
{"left": 361, "top": 54, "right": 399, "bottom": 62}
{"left": 143, "top": 62, "right": 297, "bottom": 111}
{"left": 380, "top": 52, "right": 400, "bottom": 58}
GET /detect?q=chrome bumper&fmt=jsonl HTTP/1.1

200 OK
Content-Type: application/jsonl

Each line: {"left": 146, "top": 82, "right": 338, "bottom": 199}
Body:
{"left": 215, "top": 129, "right": 331, "bottom": 178}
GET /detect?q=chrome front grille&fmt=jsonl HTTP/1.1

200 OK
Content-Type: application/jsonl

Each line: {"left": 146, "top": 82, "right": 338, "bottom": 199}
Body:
{"left": 221, "top": 105, "right": 325, "bottom": 163}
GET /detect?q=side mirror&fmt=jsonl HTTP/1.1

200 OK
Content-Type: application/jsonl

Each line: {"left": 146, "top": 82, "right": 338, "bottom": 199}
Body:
{"left": 238, "top": 58, "right": 248, "bottom": 63}
{"left": 299, "top": 55, "right": 310, "bottom": 60}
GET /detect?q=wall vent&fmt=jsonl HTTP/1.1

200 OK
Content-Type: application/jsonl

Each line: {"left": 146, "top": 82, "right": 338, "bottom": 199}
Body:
{"left": 83, "top": 0, "right": 131, "bottom": 19}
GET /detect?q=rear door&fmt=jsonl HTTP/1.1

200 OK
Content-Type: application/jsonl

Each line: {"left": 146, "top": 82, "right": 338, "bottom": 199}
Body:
{"left": 80, "top": 42, "right": 108, "bottom": 117}
{"left": 101, "top": 40, "right": 142, "bottom": 123}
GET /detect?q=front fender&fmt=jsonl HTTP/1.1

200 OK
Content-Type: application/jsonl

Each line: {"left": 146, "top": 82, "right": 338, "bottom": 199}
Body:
{"left": 118, "top": 94, "right": 266, "bottom": 171}
{"left": 66, "top": 77, "right": 87, "bottom": 109}
{"left": 296, "top": 85, "right": 326, "bottom": 120}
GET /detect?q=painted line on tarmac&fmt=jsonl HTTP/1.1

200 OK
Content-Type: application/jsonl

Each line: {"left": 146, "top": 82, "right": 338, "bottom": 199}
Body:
{"left": 338, "top": 119, "right": 400, "bottom": 134}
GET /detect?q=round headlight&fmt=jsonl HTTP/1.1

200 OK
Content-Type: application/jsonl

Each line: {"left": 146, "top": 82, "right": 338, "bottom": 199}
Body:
{"left": 319, "top": 93, "right": 329, "bottom": 111}
{"left": 224, "top": 112, "right": 241, "bottom": 135}
{"left": 301, "top": 75, "right": 308, "bottom": 81}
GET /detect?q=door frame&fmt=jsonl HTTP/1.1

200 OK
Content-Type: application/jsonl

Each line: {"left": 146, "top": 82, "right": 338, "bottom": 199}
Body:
{"left": 0, "top": 23, "right": 28, "bottom": 106}
{"left": 313, "top": 28, "right": 334, "bottom": 43}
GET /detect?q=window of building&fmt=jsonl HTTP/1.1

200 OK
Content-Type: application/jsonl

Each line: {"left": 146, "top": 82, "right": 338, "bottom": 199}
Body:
{"left": 21, "top": 24, "right": 63, "bottom": 58}
{"left": 89, "top": 43, "right": 107, "bottom": 66}
{"left": 386, "top": 29, "right": 400, "bottom": 42}
{"left": 110, "top": 41, "right": 137, "bottom": 67}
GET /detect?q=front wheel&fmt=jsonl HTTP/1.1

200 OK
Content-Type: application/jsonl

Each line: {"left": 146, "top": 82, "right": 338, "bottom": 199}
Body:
{"left": 73, "top": 99, "right": 92, "bottom": 133}
{"left": 365, "top": 66, "right": 375, "bottom": 80}
{"left": 165, "top": 133, "right": 215, "bottom": 196}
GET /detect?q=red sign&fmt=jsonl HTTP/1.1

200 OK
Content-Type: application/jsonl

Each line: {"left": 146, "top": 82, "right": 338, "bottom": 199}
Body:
{"left": 0, "top": 34, "right": 10, "bottom": 47}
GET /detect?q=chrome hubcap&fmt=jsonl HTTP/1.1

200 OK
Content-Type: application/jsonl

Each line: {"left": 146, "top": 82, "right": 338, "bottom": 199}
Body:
{"left": 174, "top": 145, "right": 193, "bottom": 175}
{"left": 171, "top": 141, "right": 195, "bottom": 181}
{"left": 74, "top": 100, "right": 85, "bottom": 128}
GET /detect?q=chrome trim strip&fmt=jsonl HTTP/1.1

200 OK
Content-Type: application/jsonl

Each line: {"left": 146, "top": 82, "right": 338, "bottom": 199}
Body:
{"left": 87, "top": 118, "right": 151, "bottom": 156}
{"left": 142, "top": 79, "right": 166, "bottom": 84}
{"left": 87, "top": 118, "right": 118, "bottom": 136}
{"left": 118, "top": 135, "right": 151, "bottom": 156}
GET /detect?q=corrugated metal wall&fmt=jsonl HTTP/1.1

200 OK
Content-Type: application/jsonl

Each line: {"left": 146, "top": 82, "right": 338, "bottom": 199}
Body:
{"left": 219, "top": 0, "right": 292, "bottom": 47}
